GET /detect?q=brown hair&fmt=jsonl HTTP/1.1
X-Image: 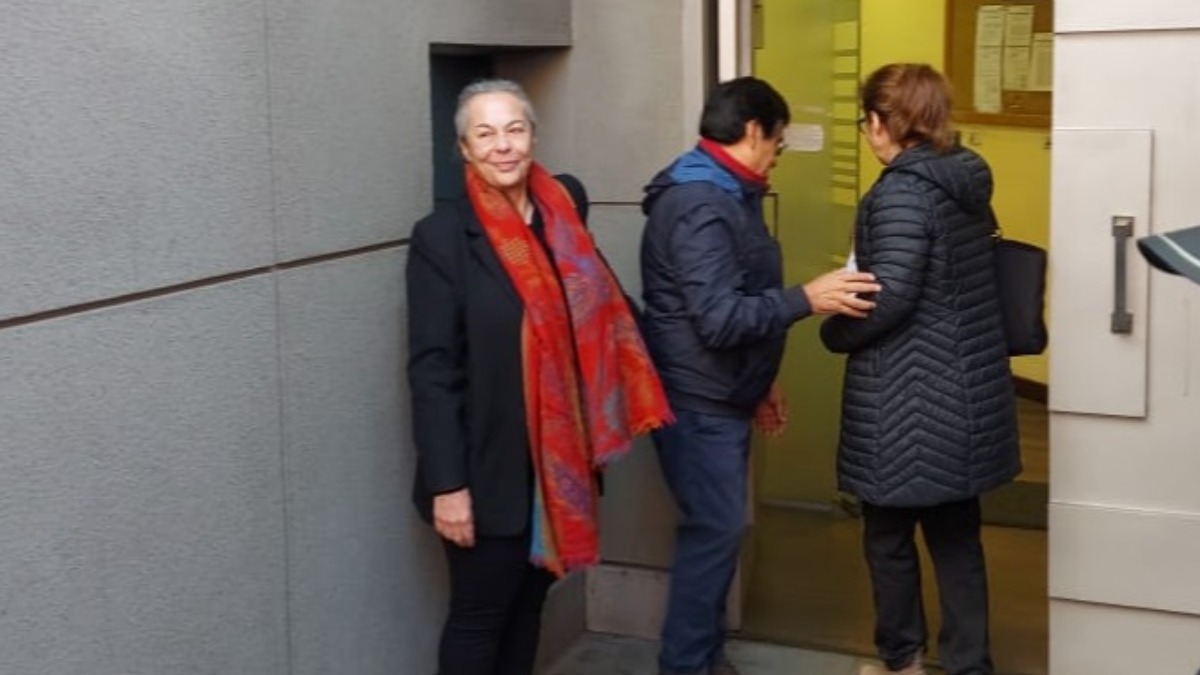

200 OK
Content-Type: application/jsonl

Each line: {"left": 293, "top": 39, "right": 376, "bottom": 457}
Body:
{"left": 861, "top": 63, "right": 956, "bottom": 152}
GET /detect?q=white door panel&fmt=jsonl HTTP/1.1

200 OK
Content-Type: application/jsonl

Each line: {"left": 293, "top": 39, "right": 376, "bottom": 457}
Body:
{"left": 1051, "top": 600, "right": 1200, "bottom": 674}
{"left": 1059, "top": 0, "right": 1200, "bottom": 33}
{"left": 1049, "top": 129, "right": 1152, "bottom": 417}
{"left": 1050, "top": 503, "right": 1200, "bottom": 615}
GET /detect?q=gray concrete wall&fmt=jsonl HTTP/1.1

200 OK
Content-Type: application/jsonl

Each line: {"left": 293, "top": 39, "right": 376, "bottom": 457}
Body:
{"left": 0, "top": 0, "right": 698, "bottom": 670}
{"left": 431, "top": 0, "right": 571, "bottom": 46}
{"left": 0, "top": 1, "right": 574, "bottom": 674}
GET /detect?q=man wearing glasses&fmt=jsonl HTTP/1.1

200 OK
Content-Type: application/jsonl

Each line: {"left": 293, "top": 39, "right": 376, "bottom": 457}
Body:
{"left": 639, "top": 76, "right": 880, "bottom": 675}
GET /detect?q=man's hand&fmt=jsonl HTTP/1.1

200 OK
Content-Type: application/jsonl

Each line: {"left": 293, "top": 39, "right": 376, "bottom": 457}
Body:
{"left": 804, "top": 270, "right": 881, "bottom": 318}
{"left": 433, "top": 488, "right": 475, "bottom": 548}
{"left": 755, "top": 381, "right": 788, "bottom": 438}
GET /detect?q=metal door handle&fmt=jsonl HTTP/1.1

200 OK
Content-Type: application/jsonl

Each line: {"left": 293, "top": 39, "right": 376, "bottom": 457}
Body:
{"left": 1111, "top": 216, "right": 1134, "bottom": 334}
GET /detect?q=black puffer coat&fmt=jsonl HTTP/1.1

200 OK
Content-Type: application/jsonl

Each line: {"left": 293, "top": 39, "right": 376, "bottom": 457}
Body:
{"left": 821, "top": 144, "right": 1020, "bottom": 508}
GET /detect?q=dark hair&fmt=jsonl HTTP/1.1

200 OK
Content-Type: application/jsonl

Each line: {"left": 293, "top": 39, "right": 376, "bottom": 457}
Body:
{"left": 861, "top": 63, "right": 956, "bottom": 152}
{"left": 699, "top": 77, "right": 791, "bottom": 144}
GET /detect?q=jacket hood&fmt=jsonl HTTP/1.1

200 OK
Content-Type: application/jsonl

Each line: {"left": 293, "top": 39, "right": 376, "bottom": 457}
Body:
{"left": 887, "top": 144, "right": 993, "bottom": 215}
{"left": 642, "top": 146, "right": 746, "bottom": 215}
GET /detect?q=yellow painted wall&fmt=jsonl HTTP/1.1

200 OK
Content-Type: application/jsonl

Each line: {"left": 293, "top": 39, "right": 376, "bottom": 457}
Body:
{"left": 859, "top": 0, "right": 1051, "bottom": 383}
{"left": 752, "top": 0, "right": 1050, "bottom": 504}
{"left": 754, "top": 0, "right": 860, "bottom": 504}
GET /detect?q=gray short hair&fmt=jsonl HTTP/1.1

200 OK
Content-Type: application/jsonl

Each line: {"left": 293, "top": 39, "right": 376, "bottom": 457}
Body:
{"left": 454, "top": 79, "right": 538, "bottom": 140}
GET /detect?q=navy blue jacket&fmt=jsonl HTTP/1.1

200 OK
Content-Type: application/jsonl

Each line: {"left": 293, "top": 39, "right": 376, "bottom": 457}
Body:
{"left": 821, "top": 145, "right": 1021, "bottom": 507}
{"left": 639, "top": 145, "right": 811, "bottom": 417}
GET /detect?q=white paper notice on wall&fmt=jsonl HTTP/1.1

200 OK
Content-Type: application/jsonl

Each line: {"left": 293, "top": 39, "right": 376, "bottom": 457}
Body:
{"left": 1004, "top": 5, "right": 1035, "bottom": 46}
{"left": 974, "top": 46, "right": 1003, "bottom": 113}
{"left": 976, "top": 6, "right": 1006, "bottom": 47}
{"left": 1002, "top": 6, "right": 1035, "bottom": 90}
{"left": 1003, "top": 45, "right": 1032, "bottom": 90}
{"left": 1029, "top": 33, "right": 1053, "bottom": 91}
{"left": 783, "top": 124, "right": 825, "bottom": 152}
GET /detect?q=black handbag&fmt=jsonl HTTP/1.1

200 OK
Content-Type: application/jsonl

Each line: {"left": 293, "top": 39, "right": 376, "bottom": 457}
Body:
{"left": 990, "top": 208, "right": 1048, "bottom": 356}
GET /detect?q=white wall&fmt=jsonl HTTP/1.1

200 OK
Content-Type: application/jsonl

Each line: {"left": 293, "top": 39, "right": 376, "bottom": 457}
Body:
{"left": 1050, "top": 3, "right": 1200, "bottom": 672}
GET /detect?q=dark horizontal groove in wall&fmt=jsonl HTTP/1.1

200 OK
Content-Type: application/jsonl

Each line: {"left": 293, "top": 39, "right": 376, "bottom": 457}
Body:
{"left": 275, "top": 238, "right": 408, "bottom": 270}
{"left": 587, "top": 200, "right": 642, "bottom": 207}
{"left": 0, "top": 238, "right": 409, "bottom": 332}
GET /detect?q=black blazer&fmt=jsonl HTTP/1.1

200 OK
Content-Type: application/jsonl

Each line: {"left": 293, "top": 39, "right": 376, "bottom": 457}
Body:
{"left": 406, "top": 175, "right": 590, "bottom": 537}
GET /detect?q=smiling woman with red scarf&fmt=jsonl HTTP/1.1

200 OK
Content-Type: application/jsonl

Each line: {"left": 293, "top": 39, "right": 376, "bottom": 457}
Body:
{"left": 406, "top": 79, "right": 673, "bottom": 675}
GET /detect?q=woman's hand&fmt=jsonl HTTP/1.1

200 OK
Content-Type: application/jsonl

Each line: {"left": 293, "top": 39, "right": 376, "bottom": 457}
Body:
{"left": 434, "top": 488, "right": 475, "bottom": 548}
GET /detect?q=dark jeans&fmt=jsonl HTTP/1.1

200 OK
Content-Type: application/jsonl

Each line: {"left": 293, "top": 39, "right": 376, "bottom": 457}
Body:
{"left": 862, "top": 498, "right": 993, "bottom": 675}
{"left": 655, "top": 409, "right": 752, "bottom": 675}
{"left": 438, "top": 534, "right": 555, "bottom": 675}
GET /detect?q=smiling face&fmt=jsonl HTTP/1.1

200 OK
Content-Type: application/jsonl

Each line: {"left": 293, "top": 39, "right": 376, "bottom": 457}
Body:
{"left": 458, "top": 91, "right": 535, "bottom": 192}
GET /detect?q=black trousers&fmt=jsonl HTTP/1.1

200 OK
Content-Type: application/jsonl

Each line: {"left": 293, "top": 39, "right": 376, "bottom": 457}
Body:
{"left": 862, "top": 498, "right": 993, "bottom": 675}
{"left": 438, "top": 535, "right": 556, "bottom": 675}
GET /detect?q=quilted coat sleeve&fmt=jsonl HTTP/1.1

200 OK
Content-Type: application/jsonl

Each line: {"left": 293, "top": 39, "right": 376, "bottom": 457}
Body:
{"left": 821, "top": 184, "right": 932, "bottom": 354}
{"left": 672, "top": 202, "right": 811, "bottom": 350}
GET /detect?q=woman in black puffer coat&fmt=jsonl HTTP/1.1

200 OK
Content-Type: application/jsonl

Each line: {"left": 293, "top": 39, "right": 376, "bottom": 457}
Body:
{"left": 821, "top": 64, "right": 1020, "bottom": 675}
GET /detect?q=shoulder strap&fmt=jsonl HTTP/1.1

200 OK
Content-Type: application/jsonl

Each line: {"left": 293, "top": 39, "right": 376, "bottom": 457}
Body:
{"left": 554, "top": 173, "right": 589, "bottom": 224}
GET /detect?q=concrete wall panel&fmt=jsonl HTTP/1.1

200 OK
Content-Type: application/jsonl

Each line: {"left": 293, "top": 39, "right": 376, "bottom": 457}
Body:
{"left": 0, "top": 279, "right": 286, "bottom": 675}
{"left": 500, "top": 0, "right": 688, "bottom": 202}
{"left": 588, "top": 204, "right": 649, "bottom": 297}
{"left": 278, "top": 250, "right": 446, "bottom": 675}
{"left": 0, "top": 2, "right": 274, "bottom": 319}
{"left": 266, "top": 0, "right": 431, "bottom": 259}
{"left": 564, "top": 0, "right": 686, "bottom": 200}
{"left": 588, "top": 205, "right": 679, "bottom": 565}
{"left": 430, "top": 0, "right": 571, "bottom": 47}
{"left": 0, "top": 0, "right": 693, "bottom": 669}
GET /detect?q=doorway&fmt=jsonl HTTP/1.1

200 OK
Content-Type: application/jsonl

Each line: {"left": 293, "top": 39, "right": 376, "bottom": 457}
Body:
{"left": 429, "top": 51, "right": 495, "bottom": 205}
{"left": 739, "top": 2, "right": 1050, "bottom": 673}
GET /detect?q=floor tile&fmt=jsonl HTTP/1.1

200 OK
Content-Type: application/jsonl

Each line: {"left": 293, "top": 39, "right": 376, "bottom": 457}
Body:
{"left": 544, "top": 633, "right": 864, "bottom": 675}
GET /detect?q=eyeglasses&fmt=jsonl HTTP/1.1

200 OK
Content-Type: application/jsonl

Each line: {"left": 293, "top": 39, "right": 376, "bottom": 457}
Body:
{"left": 775, "top": 139, "right": 788, "bottom": 156}
{"left": 856, "top": 116, "right": 867, "bottom": 134}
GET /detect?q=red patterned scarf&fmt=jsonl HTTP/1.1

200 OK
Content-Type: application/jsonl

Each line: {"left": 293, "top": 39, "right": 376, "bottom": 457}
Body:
{"left": 466, "top": 162, "right": 673, "bottom": 576}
